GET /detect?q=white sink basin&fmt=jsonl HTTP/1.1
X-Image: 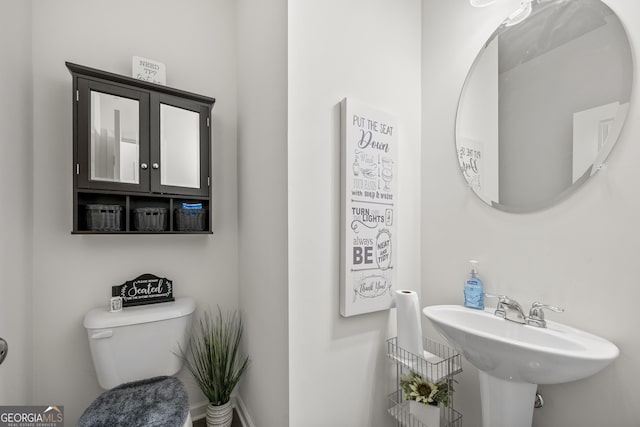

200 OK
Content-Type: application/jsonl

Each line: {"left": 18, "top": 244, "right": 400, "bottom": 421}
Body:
{"left": 423, "top": 304, "right": 618, "bottom": 384}
{"left": 423, "top": 305, "right": 619, "bottom": 427}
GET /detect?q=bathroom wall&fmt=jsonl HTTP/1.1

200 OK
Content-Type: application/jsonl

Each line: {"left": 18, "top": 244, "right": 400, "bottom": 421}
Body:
{"left": 0, "top": 0, "right": 33, "bottom": 405}
{"left": 288, "top": 0, "right": 422, "bottom": 426}
{"left": 29, "top": 0, "right": 239, "bottom": 424}
{"left": 236, "top": 0, "right": 289, "bottom": 425}
{"left": 421, "top": 0, "right": 640, "bottom": 426}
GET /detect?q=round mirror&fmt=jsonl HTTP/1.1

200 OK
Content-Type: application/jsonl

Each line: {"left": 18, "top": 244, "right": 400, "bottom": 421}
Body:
{"left": 456, "top": 0, "right": 633, "bottom": 213}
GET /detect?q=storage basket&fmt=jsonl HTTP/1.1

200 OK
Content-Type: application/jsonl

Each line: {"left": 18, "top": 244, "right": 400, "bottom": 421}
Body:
{"left": 175, "top": 208, "right": 207, "bottom": 231}
{"left": 85, "top": 204, "right": 123, "bottom": 231}
{"left": 133, "top": 207, "right": 168, "bottom": 231}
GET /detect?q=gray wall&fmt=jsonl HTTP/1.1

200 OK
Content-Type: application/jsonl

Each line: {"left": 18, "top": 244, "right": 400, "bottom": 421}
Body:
{"left": 288, "top": 0, "right": 422, "bottom": 425}
{"left": 422, "top": 0, "right": 640, "bottom": 425}
{"left": 29, "top": 1, "right": 239, "bottom": 424}
{"left": 0, "top": 0, "right": 33, "bottom": 405}
{"left": 236, "top": 0, "right": 289, "bottom": 425}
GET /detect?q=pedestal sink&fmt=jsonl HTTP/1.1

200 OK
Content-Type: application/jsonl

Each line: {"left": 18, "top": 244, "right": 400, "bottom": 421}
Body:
{"left": 423, "top": 305, "right": 619, "bottom": 427}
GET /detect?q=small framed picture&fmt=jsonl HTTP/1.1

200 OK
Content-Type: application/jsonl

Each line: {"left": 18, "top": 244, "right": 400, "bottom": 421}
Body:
{"left": 110, "top": 296, "right": 123, "bottom": 312}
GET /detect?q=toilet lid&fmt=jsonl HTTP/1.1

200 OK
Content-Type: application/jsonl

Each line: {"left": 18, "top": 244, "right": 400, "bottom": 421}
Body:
{"left": 77, "top": 376, "right": 189, "bottom": 427}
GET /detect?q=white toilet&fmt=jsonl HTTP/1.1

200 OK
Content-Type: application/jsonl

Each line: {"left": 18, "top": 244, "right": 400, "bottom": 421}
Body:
{"left": 79, "top": 297, "right": 196, "bottom": 427}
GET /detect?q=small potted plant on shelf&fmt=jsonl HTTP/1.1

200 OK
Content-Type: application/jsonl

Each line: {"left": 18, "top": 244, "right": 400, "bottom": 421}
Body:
{"left": 180, "top": 308, "right": 250, "bottom": 427}
{"left": 400, "top": 371, "right": 454, "bottom": 427}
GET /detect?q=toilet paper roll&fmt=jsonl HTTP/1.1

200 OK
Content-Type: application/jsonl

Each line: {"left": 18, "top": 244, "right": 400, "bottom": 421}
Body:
{"left": 394, "top": 290, "right": 455, "bottom": 381}
{"left": 395, "top": 289, "right": 424, "bottom": 357}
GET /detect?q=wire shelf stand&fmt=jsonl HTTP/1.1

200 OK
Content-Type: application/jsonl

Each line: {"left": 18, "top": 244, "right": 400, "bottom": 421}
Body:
{"left": 387, "top": 337, "right": 463, "bottom": 427}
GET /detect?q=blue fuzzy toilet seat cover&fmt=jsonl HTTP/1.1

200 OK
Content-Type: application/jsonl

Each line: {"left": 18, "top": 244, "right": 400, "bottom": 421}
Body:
{"left": 77, "top": 376, "right": 189, "bottom": 427}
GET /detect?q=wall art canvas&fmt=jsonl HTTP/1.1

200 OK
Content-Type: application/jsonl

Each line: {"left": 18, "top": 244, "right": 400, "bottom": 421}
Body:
{"left": 340, "top": 98, "right": 397, "bottom": 317}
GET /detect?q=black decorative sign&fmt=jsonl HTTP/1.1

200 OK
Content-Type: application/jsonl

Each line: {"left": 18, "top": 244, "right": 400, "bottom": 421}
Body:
{"left": 112, "top": 273, "right": 174, "bottom": 307}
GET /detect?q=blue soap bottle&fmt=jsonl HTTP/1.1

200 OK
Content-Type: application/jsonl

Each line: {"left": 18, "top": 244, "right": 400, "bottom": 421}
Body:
{"left": 464, "top": 260, "right": 484, "bottom": 310}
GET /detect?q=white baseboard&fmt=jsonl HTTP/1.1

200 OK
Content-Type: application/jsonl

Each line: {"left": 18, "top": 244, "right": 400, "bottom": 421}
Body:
{"left": 189, "top": 394, "right": 255, "bottom": 427}
{"left": 233, "top": 394, "right": 256, "bottom": 427}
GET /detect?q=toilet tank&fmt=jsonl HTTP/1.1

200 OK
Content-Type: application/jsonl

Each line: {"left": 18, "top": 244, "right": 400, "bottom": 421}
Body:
{"left": 83, "top": 297, "right": 196, "bottom": 389}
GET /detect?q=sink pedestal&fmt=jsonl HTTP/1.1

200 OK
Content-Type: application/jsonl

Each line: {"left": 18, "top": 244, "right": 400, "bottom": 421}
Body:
{"left": 479, "top": 371, "right": 536, "bottom": 427}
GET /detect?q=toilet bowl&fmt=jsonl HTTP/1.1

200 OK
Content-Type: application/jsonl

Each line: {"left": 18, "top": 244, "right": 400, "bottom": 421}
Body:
{"left": 79, "top": 297, "right": 196, "bottom": 427}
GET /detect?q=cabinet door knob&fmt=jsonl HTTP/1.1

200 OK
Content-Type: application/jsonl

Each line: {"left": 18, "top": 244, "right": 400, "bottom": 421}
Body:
{"left": 0, "top": 337, "right": 7, "bottom": 365}
{"left": 141, "top": 163, "right": 148, "bottom": 170}
{"left": 152, "top": 163, "right": 159, "bottom": 170}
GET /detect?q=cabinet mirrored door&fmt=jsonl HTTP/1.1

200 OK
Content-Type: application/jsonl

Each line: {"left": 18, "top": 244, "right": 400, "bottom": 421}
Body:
{"left": 91, "top": 90, "right": 140, "bottom": 184}
{"left": 160, "top": 104, "right": 200, "bottom": 188}
{"left": 77, "top": 79, "right": 150, "bottom": 192}
{"left": 151, "top": 94, "right": 209, "bottom": 197}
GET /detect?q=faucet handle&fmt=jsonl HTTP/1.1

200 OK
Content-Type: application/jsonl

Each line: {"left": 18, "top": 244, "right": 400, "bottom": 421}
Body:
{"left": 485, "top": 293, "right": 520, "bottom": 309}
{"left": 484, "top": 293, "right": 508, "bottom": 315}
{"left": 485, "top": 293, "right": 524, "bottom": 321}
{"left": 527, "top": 302, "right": 564, "bottom": 328}
{"left": 484, "top": 292, "right": 508, "bottom": 303}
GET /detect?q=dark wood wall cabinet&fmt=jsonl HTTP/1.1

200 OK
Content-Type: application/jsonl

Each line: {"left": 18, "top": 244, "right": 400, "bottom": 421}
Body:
{"left": 67, "top": 62, "right": 215, "bottom": 234}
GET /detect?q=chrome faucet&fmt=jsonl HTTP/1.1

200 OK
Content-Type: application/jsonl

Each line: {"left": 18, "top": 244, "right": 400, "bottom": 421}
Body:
{"left": 485, "top": 294, "right": 565, "bottom": 327}
{"left": 486, "top": 294, "right": 527, "bottom": 324}
{"left": 526, "top": 302, "right": 564, "bottom": 328}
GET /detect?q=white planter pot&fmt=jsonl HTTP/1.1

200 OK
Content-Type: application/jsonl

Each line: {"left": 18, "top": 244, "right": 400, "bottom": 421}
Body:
{"left": 206, "top": 401, "right": 233, "bottom": 427}
{"left": 409, "top": 400, "right": 441, "bottom": 427}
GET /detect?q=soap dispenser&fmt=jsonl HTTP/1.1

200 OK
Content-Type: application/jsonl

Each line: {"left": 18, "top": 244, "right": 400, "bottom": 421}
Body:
{"left": 464, "top": 260, "right": 484, "bottom": 310}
